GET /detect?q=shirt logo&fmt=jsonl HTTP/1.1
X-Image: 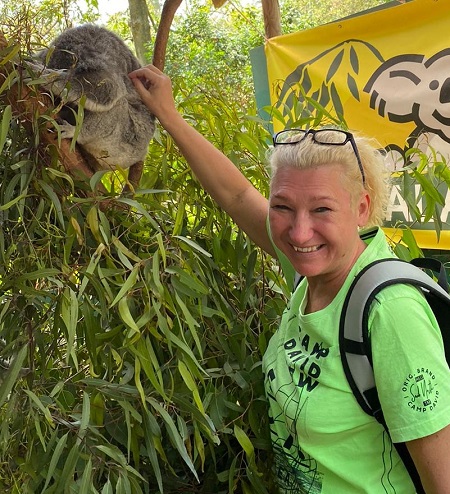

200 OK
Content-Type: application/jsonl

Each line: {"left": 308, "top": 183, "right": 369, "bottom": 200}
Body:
{"left": 402, "top": 368, "right": 439, "bottom": 412}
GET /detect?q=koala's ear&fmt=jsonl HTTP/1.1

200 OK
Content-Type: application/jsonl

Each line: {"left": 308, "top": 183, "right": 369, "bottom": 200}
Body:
{"left": 364, "top": 55, "right": 426, "bottom": 120}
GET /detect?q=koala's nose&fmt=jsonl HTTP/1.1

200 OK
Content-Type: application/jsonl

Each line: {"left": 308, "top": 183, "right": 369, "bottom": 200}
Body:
{"left": 440, "top": 77, "right": 450, "bottom": 104}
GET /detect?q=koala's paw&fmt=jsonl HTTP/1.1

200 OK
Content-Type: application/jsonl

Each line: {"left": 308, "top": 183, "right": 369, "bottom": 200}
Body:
{"left": 24, "top": 61, "right": 68, "bottom": 88}
{"left": 57, "top": 120, "right": 76, "bottom": 140}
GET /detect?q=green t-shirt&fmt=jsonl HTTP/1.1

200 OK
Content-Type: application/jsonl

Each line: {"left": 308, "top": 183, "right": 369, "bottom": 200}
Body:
{"left": 263, "top": 227, "right": 450, "bottom": 493}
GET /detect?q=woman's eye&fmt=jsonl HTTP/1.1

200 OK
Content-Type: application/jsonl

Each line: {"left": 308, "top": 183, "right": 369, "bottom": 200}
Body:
{"left": 272, "top": 204, "right": 290, "bottom": 211}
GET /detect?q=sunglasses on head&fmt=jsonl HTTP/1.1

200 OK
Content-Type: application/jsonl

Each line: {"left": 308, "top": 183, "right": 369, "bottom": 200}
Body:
{"left": 272, "top": 128, "right": 366, "bottom": 186}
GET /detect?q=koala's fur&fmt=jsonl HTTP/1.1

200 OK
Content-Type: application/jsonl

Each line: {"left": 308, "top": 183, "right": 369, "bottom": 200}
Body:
{"left": 32, "top": 24, "right": 155, "bottom": 173}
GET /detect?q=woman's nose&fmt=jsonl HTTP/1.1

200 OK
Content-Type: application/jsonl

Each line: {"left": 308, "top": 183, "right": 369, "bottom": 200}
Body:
{"left": 289, "top": 214, "right": 313, "bottom": 244}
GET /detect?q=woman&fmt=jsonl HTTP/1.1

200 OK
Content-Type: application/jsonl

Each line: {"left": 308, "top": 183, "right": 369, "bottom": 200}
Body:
{"left": 129, "top": 65, "right": 450, "bottom": 493}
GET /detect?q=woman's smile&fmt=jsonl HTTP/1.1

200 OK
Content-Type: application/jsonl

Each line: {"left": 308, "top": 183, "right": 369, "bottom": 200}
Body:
{"left": 292, "top": 244, "right": 323, "bottom": 253}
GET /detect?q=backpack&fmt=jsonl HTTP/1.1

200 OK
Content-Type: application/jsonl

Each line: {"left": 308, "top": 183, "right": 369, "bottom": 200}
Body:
{"left": 339, "top": 257, "right": 450, "bottom": 494}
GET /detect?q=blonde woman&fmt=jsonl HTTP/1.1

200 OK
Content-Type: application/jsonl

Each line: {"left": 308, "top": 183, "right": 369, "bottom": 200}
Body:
{"left": 130, "top": 65, "right": 450, "bottom": 494}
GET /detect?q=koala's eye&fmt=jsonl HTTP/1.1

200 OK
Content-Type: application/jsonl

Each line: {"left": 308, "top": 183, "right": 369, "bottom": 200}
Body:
{"left": 430, "top": 80, "right": 440, "bottom": 90}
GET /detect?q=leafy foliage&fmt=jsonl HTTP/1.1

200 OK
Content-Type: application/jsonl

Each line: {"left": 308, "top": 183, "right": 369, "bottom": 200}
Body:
{"left": 388, "top": 148, "right": 450, "bottom": 260}
{"left": 279, "top": 0, "right": 393, "bottom": 33}
{"left": 0, "top": 0, "right": 99, "bottom": 46}
{"left": 163, "top": 0, "right": 264, "bottom": 111}
{"left": 0, "top": 32, "right": 286, "bottom": 493}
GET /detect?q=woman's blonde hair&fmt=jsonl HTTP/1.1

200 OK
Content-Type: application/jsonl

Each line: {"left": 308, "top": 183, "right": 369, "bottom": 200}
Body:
{"left": 268, "top": 129, "right": 390, "bottom": 227}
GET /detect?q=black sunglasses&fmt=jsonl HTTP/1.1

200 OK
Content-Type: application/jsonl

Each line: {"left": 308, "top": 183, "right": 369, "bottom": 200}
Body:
{"left": 272, "top": 128, "right": 366, "bottom": 186}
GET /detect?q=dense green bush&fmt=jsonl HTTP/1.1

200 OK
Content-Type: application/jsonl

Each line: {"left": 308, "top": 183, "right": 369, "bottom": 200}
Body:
{"left": 0, "top": 34, "right": 287, "bottom": 493}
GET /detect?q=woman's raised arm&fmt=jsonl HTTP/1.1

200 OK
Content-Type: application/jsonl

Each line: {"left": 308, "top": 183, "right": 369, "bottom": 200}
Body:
{"left": 129, "top": 65, "right": 274, "bottom": 256}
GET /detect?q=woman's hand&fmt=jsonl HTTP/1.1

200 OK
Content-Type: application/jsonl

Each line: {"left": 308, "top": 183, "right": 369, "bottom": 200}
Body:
{"left": 129, "top": 65, "right": 180, "bottom": 126}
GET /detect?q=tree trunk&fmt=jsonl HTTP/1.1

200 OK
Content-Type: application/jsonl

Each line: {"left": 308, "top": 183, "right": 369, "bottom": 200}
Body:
{"left": 128, "top": 0, "right": 153, "bottom": 65}
{"left": 261, "top": 0, "right": 281, "bottom": 38}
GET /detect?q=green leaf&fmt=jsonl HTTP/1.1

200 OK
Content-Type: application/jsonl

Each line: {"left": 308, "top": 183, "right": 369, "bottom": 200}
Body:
{"left": 0, "top": 43, "right": 20, "bottom": 66}
{"left": 61, "top": 287, "right": 78, "bottom": 367}
{"left": 166, "top": 266, "right": 210, "bottom": 295}
{"left": 79, "top": 458, "right": 93, "bottom": 494}
{"left": 46, "top": 167, "right": 75, "bottom": 194}
{"left": 400, "top": 228, "right": 422, "bottom": 259}
{"left": 235, "top": 132, "right": 260, "bottom": 157}
{"left": 86, "top": 206, "right": 102, "bottom": 243}
{"left": 0, "top": 104, "right": 11, "bottom": 155}
{"left": 56, "top": 443, "right": 80, "bottom": 491}
{"left": 112, "top": 236, "right": 141, "bottom": 263}
{"left": 114, "top": 197, "right": 161, "bottom": 231}
{"left": 174, "top": 292, "right": 203, "bottom": 358}
{"left": 118, "top": 297, "right": 140, "bottom": 334}
{"left": 134, "top": 357, "right": 147, "bottom": 407}
{"left": 174, "top": 235, "right": 212, "bottom": 258}
{"left": 413, "top": 170, "right": 444, "bottom": 205}
{"left": 234, "top": 424, "right": 254, "bottom": 460}
{"left": 0, "top": 345, "right": 28, "bottom": 408}
{"left": 178, "top": 359, "right": 205, "bottom": 414}
{"left": 41, "top": 432, "right": 69, "bottom": 493}
{"left": 151, "top": 251, "right": 165, "bottom": 298}
{"left": 78, "top": 391, "right": 91, "bottom": 442}
{"left": 147, "top": 396, "right": 199, "bottom": 481}
{"left": 110, "top": 264, "right": 140, "bottom": 308}
{"left": 0, "top": 192, "right": 27, "bottom": 211}
{"left": 101, "top": 480, "right": 114, "bottom": 494}
{"left": 0, "top": 70, "right": 18, "bottom": 95}
{"left": 95, "top": 445, "right": 127, "bottom": 467}
{"left": 79, "top": 244, "right": 106, "bottom": 296}
{"left": 173, "top": 196, "right": 185, "bottom": 236}
{"left": 38, "top": 180, "right": 65, "bottom": 228}
{"left": 129, "top": 338, "right": 168, "bottom": 400}
{"left": 90, "top": 170, "right": 109, "bottom": 192}
{"left": 24, "top": 389, "right": 54, "bottom": 427}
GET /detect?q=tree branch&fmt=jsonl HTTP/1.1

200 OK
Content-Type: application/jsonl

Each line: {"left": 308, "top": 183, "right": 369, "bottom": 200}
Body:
{"left": 152, "top": 0, "right": 183, "bottom": 71}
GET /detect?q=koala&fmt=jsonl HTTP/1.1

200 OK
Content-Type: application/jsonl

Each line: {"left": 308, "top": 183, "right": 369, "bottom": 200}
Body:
{"left": 32, "top": 24, "right": 155, "bottom": 176}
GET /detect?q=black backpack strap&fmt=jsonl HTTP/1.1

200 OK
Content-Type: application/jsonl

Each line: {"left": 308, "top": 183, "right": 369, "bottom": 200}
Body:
{"left": 411, "top": 256, "right": 449, "bottom": 292}
{"left": 340, "top": 258, "right": 450, "bottom": 494}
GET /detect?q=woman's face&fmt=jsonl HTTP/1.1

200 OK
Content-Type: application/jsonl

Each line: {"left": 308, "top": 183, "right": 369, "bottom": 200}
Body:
{"left": 269, "top": 164, "right": 370, "bottom": 282}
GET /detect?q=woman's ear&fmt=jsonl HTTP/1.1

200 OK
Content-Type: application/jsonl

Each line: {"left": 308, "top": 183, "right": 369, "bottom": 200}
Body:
{"left": 358, "top": 191, "right": 371, "bottom": 227}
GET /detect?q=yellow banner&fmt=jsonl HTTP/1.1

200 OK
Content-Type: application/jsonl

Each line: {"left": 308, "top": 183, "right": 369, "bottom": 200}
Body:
{"left": 265, "top": 0, "right": 450, "bottom": 249}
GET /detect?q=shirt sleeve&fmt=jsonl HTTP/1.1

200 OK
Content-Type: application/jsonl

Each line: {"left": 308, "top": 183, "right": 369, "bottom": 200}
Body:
{"left": 368, "top": 285, "right": 450, "bottom": 443}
